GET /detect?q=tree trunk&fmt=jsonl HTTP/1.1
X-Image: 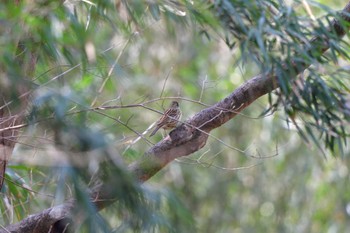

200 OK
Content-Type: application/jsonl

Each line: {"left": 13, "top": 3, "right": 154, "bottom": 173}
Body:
{"left": 0, "top": 40, "right": 38, "bottom": 190}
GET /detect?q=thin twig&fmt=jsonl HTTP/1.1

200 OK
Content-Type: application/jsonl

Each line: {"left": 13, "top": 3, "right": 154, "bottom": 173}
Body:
{"left": 159, "top": 67, "right": 173, "bottom": 99}
{"left": 90, "top": 33, "right": 135, "bottom": 107}
{"left": 199, "top": 75, "right": 208, "bottom": 102}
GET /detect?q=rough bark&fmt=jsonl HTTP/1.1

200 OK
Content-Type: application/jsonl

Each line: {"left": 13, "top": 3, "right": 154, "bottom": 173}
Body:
{"left": 4, "top": 1, "right": 350, "bottom": 232}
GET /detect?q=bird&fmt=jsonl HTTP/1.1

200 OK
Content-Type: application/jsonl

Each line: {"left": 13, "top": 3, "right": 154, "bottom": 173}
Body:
{"left": 150, "top": 101, "right": 182, "bottom": 137}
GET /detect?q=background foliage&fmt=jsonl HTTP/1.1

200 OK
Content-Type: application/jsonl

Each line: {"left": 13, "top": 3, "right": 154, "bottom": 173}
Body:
{"left": 1, "top": 0, "right": 350, "bottom": 232}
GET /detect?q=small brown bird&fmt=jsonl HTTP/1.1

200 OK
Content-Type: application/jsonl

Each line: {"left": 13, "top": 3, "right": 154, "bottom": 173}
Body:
{"left": 150, "top": 101, "right": 182, "bottom": 137}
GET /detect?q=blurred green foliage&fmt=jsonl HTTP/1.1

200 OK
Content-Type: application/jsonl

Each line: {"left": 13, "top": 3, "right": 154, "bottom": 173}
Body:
{"left": 0, "top": 0, "right": 350, "bottom": 232}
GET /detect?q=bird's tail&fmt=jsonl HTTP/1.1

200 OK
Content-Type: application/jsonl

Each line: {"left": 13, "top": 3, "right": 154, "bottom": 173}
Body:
{"left": 149, "top": 125, "right": 161, "bottom": 137}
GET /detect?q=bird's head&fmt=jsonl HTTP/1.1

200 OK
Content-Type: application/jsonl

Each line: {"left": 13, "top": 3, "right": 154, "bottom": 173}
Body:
{"left": 171, "top": 101, "right": 179, "bottom": 108}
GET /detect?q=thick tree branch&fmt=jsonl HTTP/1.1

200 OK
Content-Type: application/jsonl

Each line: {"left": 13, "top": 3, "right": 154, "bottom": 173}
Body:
{"left": 5, "top": 1, "right": 350, "bottom": 232}
{"left": 129, "top": 1, "right": 350, "bottom": 182}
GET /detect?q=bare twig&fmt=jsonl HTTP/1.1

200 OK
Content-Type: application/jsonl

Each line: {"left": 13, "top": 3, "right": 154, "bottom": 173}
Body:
{"left": 90, "top": 33, "right": 134, "bottom": 107}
